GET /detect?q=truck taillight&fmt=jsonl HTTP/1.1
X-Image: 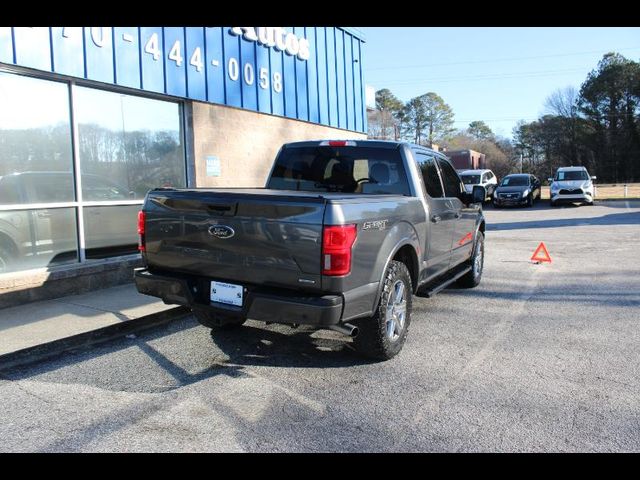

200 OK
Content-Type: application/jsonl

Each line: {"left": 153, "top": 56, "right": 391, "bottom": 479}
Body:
{"left": 319, "top": 140, "right": 357, "bottom": 147}
{"left": 322, "top": 224, "right": 357, "bottom": 276}
{"left": 137, "top": 211, "right": 146, "bottom": 252}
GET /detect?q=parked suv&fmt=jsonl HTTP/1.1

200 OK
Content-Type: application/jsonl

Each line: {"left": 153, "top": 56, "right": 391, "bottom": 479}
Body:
{"left": 548, "top": 166, "right": 596, "bottom": 206}
{"left": 459, "top": 169, "right": 498, "bottom": 201}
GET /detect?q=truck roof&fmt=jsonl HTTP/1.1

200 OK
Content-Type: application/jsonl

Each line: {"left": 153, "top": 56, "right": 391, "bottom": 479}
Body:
{"left": 281, "top": 139, "right": 444, "bottom": 154}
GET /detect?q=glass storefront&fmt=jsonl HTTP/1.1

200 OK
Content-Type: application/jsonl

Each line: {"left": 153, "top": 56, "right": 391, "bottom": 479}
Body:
{"left": 0, "top": 70, "right": 186, "bottom": 274}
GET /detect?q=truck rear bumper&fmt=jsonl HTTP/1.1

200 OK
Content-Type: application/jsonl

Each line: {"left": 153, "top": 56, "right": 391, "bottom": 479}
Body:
{"left": 134, "top": 268, "right": 343, "bottom": 327}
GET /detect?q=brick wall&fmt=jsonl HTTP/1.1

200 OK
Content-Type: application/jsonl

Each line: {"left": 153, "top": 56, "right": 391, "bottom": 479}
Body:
{"left": 192, "top": 102, "right": 367, "bottom": 188}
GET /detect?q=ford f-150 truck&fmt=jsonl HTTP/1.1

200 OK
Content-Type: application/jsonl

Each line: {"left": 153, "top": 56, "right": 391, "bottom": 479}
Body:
{"left": 134, "top": 140, "right": 486, "bottom": 360}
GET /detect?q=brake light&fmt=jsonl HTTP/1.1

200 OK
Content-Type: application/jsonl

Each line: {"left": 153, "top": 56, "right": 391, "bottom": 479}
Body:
{"left": 322, "top": 224, "right": 357, "bottom": 276}
{"left": 137, "top": 210, "right": 146, "bottom": 252}
{"left": 319, "top": 140, "right": 357, "bottom": 147}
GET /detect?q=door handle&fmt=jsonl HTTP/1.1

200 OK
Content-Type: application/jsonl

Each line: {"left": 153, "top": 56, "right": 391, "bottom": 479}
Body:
{"left": 36, "top": 211, "right": 51, "bottom": 218}
{"left": 454, "top": 212, "right": 461, "bottom": 219}
{"left": 431, "top": 215, "right": 441, "bottom": 223}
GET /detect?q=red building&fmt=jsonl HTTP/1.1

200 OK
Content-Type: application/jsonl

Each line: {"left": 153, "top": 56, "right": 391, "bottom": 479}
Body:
{"left": 446, "top": 149, "right": 486, "bottom": 172}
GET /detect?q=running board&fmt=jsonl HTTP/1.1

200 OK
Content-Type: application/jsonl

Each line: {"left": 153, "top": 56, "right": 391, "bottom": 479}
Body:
{"left": 416, "top": 266, "right": 472, "bottom": 298}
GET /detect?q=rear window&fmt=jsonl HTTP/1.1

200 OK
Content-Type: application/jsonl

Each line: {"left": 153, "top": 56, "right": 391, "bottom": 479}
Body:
{"left": 267, "top": 146, "right": 411, "bottom": 195}
{"left": 501, "top": 176, "right": 529, "bottom": 187}
{"left": 461, "top": 175, "right": 480, "bottom": 185}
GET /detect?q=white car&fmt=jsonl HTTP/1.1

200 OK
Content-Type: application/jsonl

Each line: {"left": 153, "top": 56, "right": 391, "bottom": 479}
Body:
{"left": 459, "top": 169, "right": 498, "bottom": 200}
{"left": 548, "top": 166, "right": 596, "bottom": 206}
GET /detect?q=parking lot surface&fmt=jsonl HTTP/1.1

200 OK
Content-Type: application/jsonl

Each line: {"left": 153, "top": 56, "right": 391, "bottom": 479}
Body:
{"left": 1, "top": 200, "right": 639, "bottom": 452}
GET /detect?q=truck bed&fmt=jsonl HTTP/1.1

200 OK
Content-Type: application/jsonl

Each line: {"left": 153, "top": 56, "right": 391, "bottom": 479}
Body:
{"left": 143, "top": 188, "right": 403, "bottom": 293}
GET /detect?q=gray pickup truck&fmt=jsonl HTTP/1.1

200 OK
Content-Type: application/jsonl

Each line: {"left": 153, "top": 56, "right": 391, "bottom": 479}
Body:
{"left": 134, "top": 140, "right": 486, "bottom": 360}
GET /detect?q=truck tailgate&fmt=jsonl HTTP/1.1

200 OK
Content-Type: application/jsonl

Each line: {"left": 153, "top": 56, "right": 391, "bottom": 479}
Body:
{"left": 143, "top": 189, "right": 326, "bottom": 291}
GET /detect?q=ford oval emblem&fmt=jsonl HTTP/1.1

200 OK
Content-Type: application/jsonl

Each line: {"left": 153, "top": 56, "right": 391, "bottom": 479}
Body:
{"left": 208, "top": 225, "right": 235, "bottom": 239}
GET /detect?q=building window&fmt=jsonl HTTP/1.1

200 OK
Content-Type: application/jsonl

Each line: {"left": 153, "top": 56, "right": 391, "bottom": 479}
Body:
{"left": 75, "top": 86, "right": 185, "bottom": 201}
{"left": 74, "top": 86, "right": 186, "bottom": 259}
{"left": 0, "top": 70, "right": 186, "bottom": 274}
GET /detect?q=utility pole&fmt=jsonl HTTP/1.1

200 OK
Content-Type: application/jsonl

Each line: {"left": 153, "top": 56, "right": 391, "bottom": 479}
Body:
{"left": 520, "top": 153, "right": 523, "bottom": 173}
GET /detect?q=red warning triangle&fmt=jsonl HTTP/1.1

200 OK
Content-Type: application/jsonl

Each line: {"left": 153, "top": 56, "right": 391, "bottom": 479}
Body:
{"left": 531, "top": 242, "right": 552, "bottom": 263}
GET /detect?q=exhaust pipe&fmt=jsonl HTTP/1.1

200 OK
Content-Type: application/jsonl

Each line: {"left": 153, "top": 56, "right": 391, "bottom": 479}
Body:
{"left": 328, "top": 323, "right": 359, "bottom": 338}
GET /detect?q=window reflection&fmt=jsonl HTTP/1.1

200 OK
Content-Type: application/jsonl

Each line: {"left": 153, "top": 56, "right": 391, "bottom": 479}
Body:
{"left": 0, "top": 72, "right": 74, "bottom": 202}
{"left": 75, "top": 87, "right": 186, "bottom": 200}
{"left": 83, "top": 205, "right": 140, "bottom": 259}
{"left": 0, "top": 71, "right": 186, "bottom": 273}
{"left": 0, "top": 208, "right": 78, "bottom": 273}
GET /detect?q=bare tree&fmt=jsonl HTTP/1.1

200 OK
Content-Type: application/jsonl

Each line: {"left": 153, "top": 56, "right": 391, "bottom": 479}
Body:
{"left": 544, "top": 86, "right": 579, "bottom": 118}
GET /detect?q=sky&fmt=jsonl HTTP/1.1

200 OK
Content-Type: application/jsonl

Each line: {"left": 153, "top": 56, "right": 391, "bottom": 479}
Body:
{"left": 358, "top": 27, "right": 640, "bottom": 139}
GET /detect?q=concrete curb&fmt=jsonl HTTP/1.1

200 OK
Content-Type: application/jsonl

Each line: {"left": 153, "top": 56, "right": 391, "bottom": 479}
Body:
{"left": 0, "top": 306, "right": 191, "bottom": 372}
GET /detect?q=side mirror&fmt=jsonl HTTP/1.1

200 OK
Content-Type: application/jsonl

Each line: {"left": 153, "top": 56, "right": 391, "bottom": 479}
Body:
{"left": 547, "top": 177, "right": 553, "bottom": 183}
{"left": 591, "top": 176, "right": 597, "bottom": 180}
{"left": 471, "top": 185, "right": 485, "bottom": 204}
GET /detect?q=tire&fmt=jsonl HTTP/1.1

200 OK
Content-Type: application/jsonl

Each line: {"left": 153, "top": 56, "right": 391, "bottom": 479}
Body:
{"left": 456, "top": 231, "right": 484, "bottom": 289}
{"left": 192, "top": 308, "right": 246, "bottom": 330}
{"left": 527, "top": 195, "right": 534, "bottom": 208}
{"left": 352, "top": 260, "right": 412, "bottom": 361}
{"left": 550, "top": 200, "right": 557, "bottom": 208}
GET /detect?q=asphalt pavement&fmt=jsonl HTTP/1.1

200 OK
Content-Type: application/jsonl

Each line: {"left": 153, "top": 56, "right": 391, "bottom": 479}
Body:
{"left": 1, "top": 199, "right": 638, "bottom": 452}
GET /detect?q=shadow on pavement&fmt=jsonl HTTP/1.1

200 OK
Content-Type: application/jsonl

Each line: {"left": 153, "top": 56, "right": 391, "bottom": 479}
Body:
{"left": 1, "top": 315, "right": 373, "bottom": 392}
{"left": 487, "top": 211, "right": 640, "bottom": 231}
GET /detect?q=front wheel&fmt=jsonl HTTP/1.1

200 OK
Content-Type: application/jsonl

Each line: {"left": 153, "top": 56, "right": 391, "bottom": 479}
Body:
{"left": 352, "top": 260, "right": 413, "bottom": 361}
{"left": 456, "top": 231, "right": 484, "bottom": 288}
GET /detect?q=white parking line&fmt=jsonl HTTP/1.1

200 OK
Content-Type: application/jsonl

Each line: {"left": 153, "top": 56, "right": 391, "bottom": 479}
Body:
{"left": 625, "top": 201, "right": 631, "bottom": 210}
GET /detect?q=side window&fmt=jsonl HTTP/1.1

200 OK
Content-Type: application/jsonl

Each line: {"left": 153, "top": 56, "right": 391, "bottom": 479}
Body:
{"left": 437, "top": 158, "right": 464, "bottom": 198}
{"left": 481, "top": 173, "right": 488, "bottom": 183}
{"left": 414, "top": 152, "right": 444, "bottom": 198}
{"left": 0, "top": 176, "right": 22, "bottom": 204}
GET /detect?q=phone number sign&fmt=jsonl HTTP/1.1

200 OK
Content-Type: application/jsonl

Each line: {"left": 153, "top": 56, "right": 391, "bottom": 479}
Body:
{"left": 0, "top": 26, "right": 366, "bottom": 133}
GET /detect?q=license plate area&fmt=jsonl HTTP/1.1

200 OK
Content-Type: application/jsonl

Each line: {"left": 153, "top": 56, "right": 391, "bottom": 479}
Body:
{"left": 210, "top": 281, "right": 243, "bottom": 307}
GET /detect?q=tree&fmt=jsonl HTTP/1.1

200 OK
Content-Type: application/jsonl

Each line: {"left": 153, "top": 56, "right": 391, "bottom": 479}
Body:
{"left": 467, "top": 120, "right": 494, "bottom": 141}
{"left": 367, "top": 88, "right": 404, "bottom": 140}
{"left": 545, "top": 86, "right": 579, "bottom": 119}
{"left": 403, "top": 92, "right": 455, "bottom": 145}
{"left": 578, "top": 53, "right": 640, "bottom": 182}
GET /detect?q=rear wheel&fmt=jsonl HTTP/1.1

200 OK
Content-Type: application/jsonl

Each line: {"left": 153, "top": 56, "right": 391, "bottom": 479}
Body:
{"left": 457, "top": 231, "right": 484, "bottom": 288}
{"left": 192, "top": 308, "right": 246, "bottom": 330}
{"left": 527, "top": 195, "right": 534, "bottom": 207}
{"left": 352, "top": 260, "right": 412, "bottom": 361}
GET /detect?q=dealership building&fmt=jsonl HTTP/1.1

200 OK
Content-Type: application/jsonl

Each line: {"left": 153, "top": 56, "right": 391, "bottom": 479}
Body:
{"left": 0, "top": 26, "right": 367, "bottom": 306}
